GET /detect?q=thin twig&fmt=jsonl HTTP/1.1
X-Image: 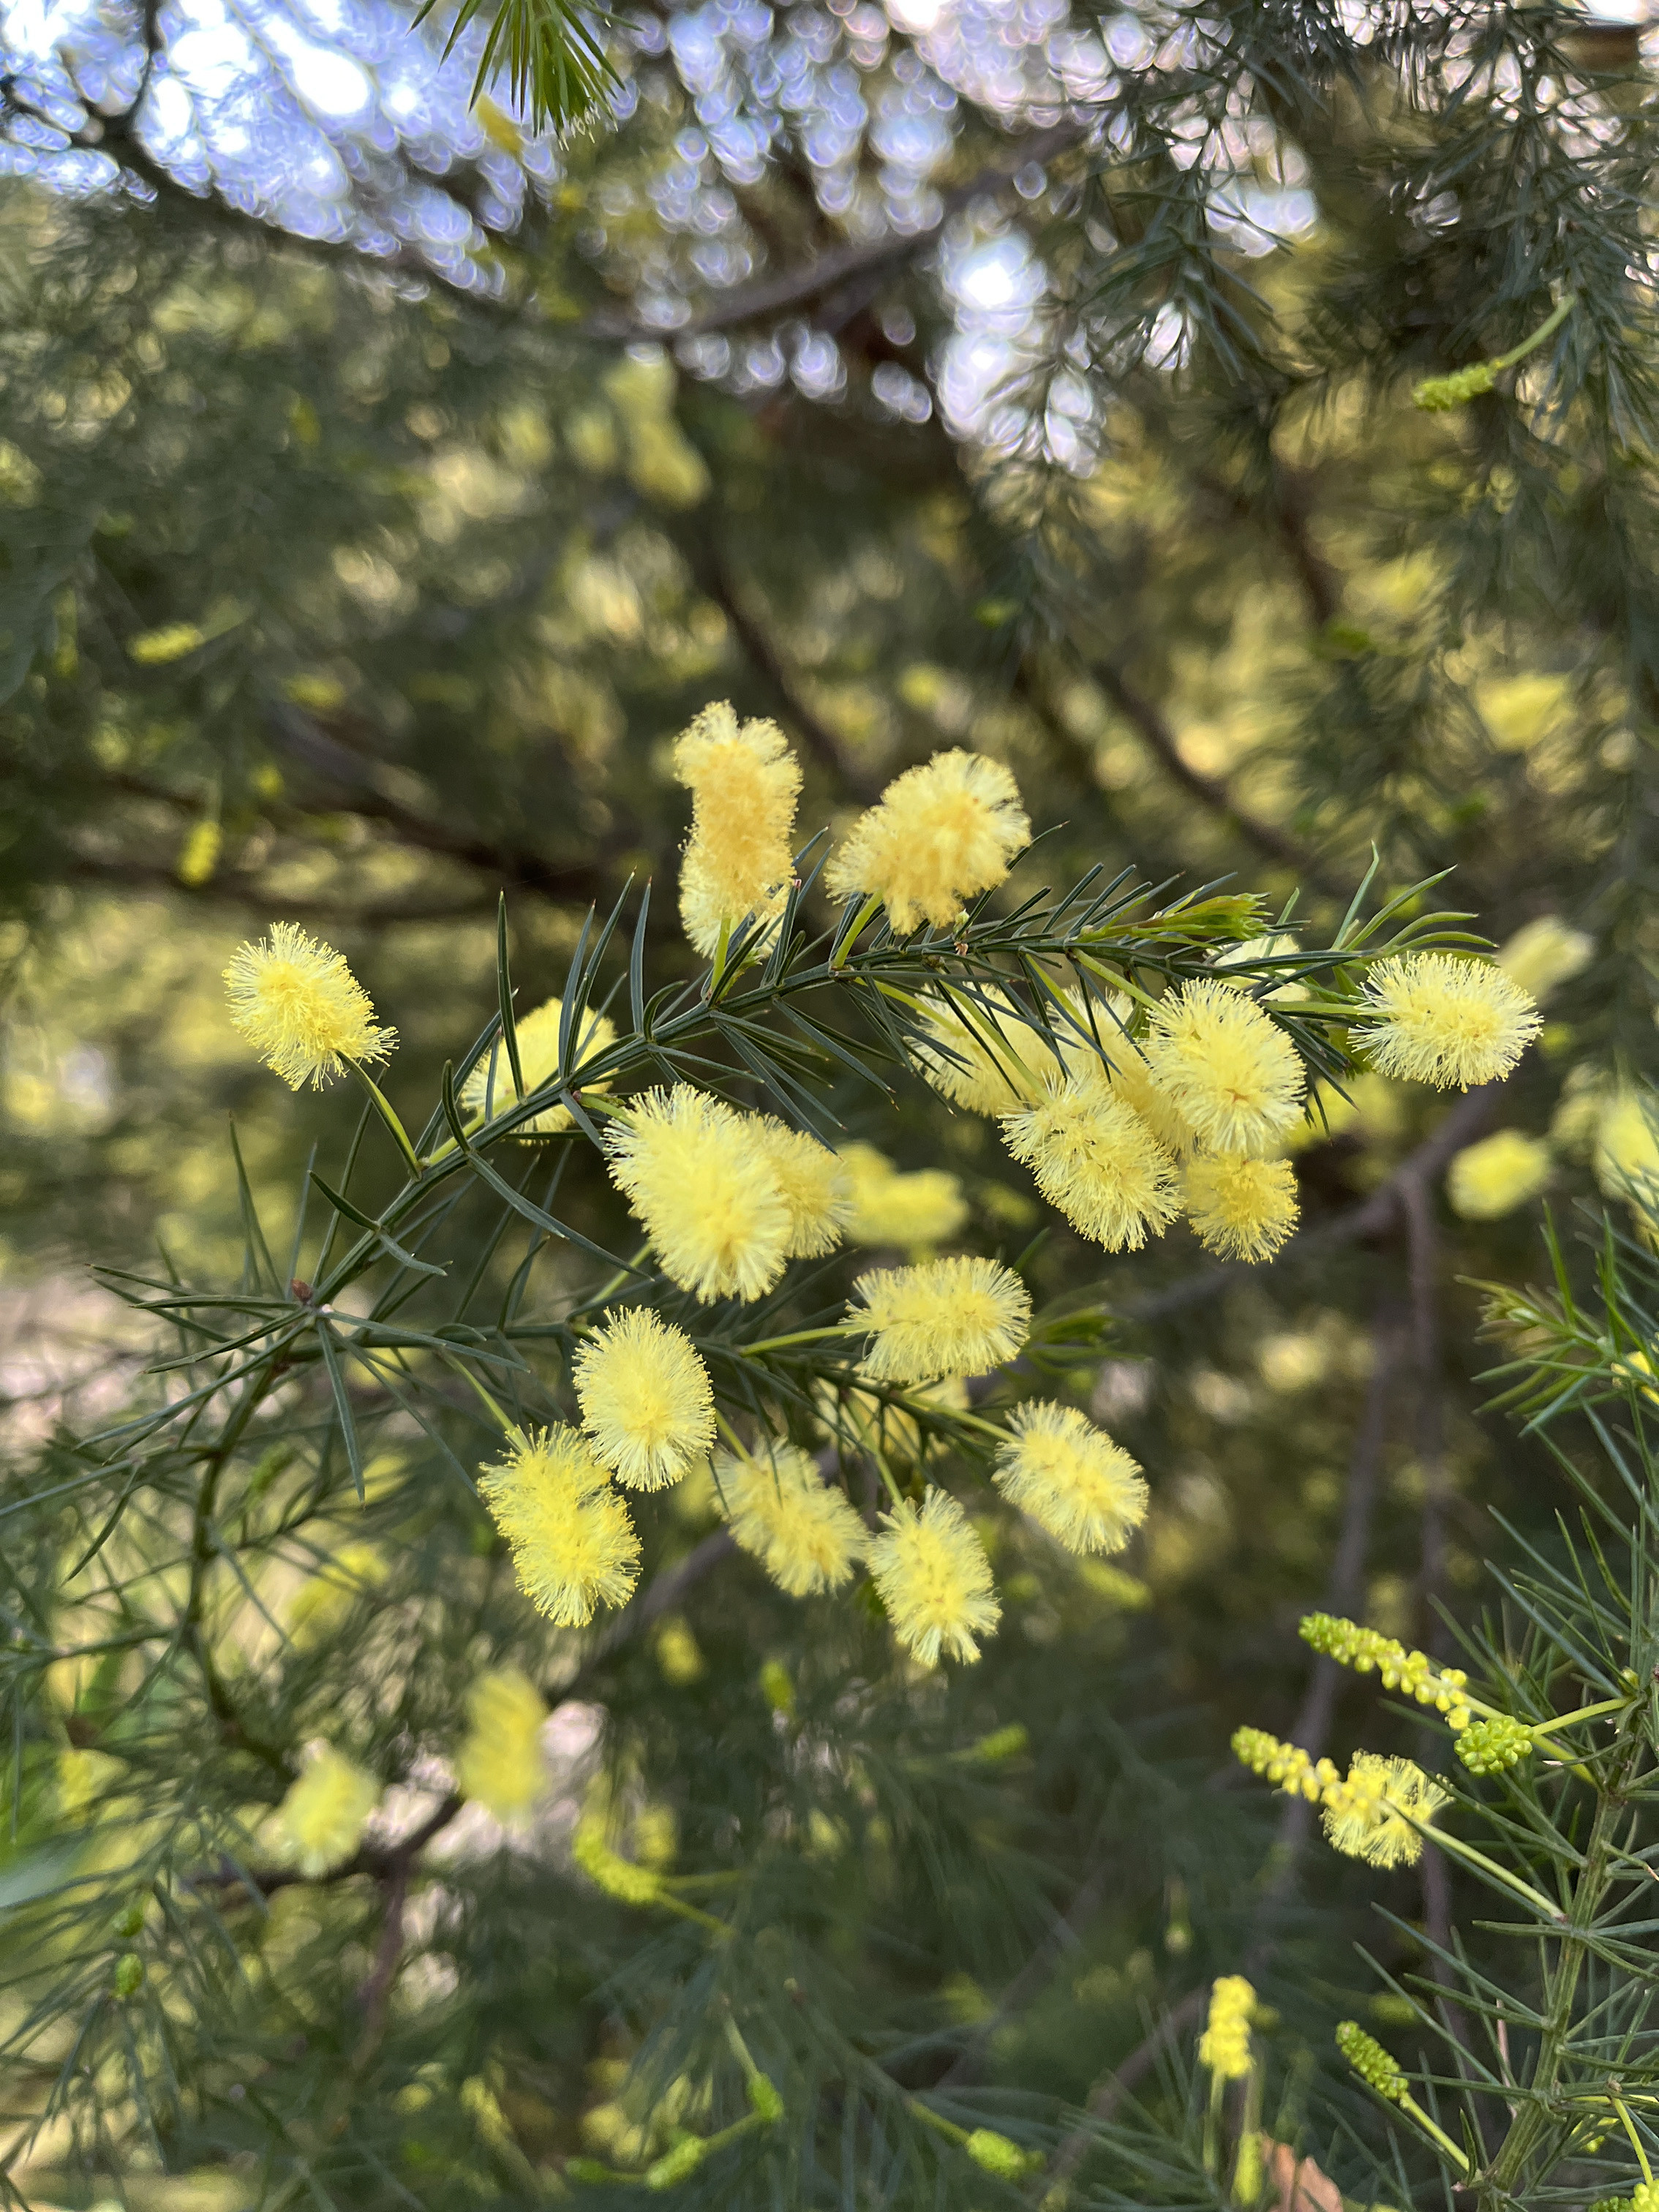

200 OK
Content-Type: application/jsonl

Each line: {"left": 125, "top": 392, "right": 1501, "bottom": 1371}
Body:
{"left": 1088, "top": 656, "right": 1335, "bottom": 886}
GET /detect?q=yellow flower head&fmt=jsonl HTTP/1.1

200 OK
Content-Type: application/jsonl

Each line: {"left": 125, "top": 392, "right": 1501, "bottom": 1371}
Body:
{"left": 850, "top": 1255, "right": 1031, "bottom": 1383}
{"left": 717, "top": 1441, "right": 868, "bottom": 1595}
{"left": 478, "top": 1426, "right": 641, "bottom": 1627}
{"left": 911, "top": 986, "right": 1094, "bottom": 1116}
{"left": 603, "top": 1086, "right": 791, "bottom": 1303}
{"left": 1322, "top": 1752, "right": 1448, "bottom": 1868}
{"left": 672, "top": 701, "right": 802, "bottom": 955}
{"left": 1496, "top": 915, "right": 1592, "bottom": 1004}
{"left": 825, "top": 750, "right": 1031, "bottom": 933}
{"left": 753, "top": 1118, "right": 854, "bottom": 1257}
{"left": 1184, "top": 1153, "right": 1300, "bottom": 1262}
{"left": 1198, "top": 1975, "right": 1255, "bottom": 2081}
{"left": 454, "top": 1667, "right": 548, "bottom": 1827}
{"left": 573, "top": 1307, "right": 715, "bottom": 1491}
{"left": 1446, "top": 1129, "right": 1552, "bottom": 1220}
{"left": 1142, "top": 981, "right": 1305, "bottom": 1155}
{"left": 459, "top": 995, "right": 617, "bottom": 1133}
{"left": 1000, "top": 1076, "right": 1181, "bottom": 1252}
{"left": 839, "top": 1143, "right": 968, "bottom": 1249}
{"left": 993, "top": 1401, "right": 1148, "bottom": 1554}
{"left": 1102, "top": 1038, "right": 1200, "bottom": 1158}
{"left": 225, "top": 922, "right": 396, "bottom": 1090}
{"left": 1353, "top": 955, "right": 1541, "bottom": 1091}
{"left": 868, "top": 1487, "right": 1000, "bottom": 1666}
{"left": 276, "top": 1745, "right": 380, "bottom": 1877}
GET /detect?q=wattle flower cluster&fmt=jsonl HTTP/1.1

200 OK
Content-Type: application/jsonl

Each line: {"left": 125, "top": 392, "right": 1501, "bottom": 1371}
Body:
{"left": 1233, "top": 1726, "right": 1447, "bottom": 1869}
{"left": 1298, "top": 1613, "right": 1475, "bottom": 1728}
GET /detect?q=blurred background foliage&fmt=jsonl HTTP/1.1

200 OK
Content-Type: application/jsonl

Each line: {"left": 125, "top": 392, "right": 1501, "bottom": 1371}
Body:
{"left": 4, "top": 0, "right": 1659, "bottom": 2201}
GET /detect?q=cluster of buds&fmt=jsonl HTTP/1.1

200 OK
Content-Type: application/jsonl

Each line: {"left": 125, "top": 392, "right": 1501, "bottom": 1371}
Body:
{"left": 1299, "top": 1614, "right": 1475, "bottom": 1729}
{"left": 1336, "top": 2022, "right": 1406, "bottom": 2102}
{"left": 1456, "top": 1715, "right": 1535, "bottom": 1775}
{"left": 1231, "top": 1726, "right": 1340, "bottom": 1803}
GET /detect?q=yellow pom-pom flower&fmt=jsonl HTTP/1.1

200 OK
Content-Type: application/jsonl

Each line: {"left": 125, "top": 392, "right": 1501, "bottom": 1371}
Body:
{"left": 1446, "top": 1129, "right": 1551, "bottom": 1220}
{"left": 672, "top": 701, "right": 801, "bottom": 955}
{"left": 1141, "top": 982, "right": 1305, "bottom": 1156}
{"left": 573, "top": 1308, "right": 715, "bottom": 1491}
{"left": 1353, "top": 955, "right": 1542, "bottom": 1090}
{"left": 753, "top": 1118, "right": 853, "bottom": 1257}
{"left": 603, "top": 1086, "right": 791, "bottom": 1303}
{"left": 1322, "top": 1752, "right": 1448, "bottom": 1868}
{"left": 225, "top": 922, "right": 396, "bottom": 1090}
{"left": 911, "top": 986, "right": 1092, "bottom": 1116}
{"left": 478, "top": 1426, "right": 641, "bottom": 1626}
{"left": 1497, "top": 915, "right": 1592, "bottom": 1003}
{"left": 276, "top": 1745, "right": 380, "bottom": 1877}
{"left": 839, "top": 1143, "right": 968, "bottom": 1249}
{"left": 1198, "top": 1975, "right": 1255, "bottom": 2080}
{"left": 825, "top": 750, "right": 1031, "bottom": 933}
{"left": 1184, "top": 1153, "right": 1300, "bottom": 1262}
{"left": 717, "top": 1442, "right": 868, "bottom": 1595}
{"left": 1000, "top": 1076, "right": 1181, "bottom": 1252}
{"left": 993, "top": 1401, "right": 1148, "bottom": 1554}
{"left": 851, "top": 1255, "right": 1031, "bottom": 1382}
{"left": 459, "top": 995, "right": 617, "bottom": 1133}
{"left": 454, "top": 1667, "right": 548, "bottom": 1827}
{"left": 868, "top": 1487, "right": 1000, "bottom": 1666}
{"left": 1102, "top": 1038, "right": 1200, "bottom": 1158}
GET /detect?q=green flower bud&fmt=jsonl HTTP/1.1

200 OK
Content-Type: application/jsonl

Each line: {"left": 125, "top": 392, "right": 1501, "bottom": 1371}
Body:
{"left": 966, "top": 2128, "right": 1033, "bottom": 2179}
{"left": 644, "top": 2135, "right": 707, "bottom": 2189}
{"left": 565, "top": 2156, "right": 625, "bottom": 2184}
{"left": 111, "top": 1902, "right": 146, "bottom": 1941}
{"left": 1336, "top": 2020, "right": 1405, "bottom": 2102}
{"left": 113, "top": 1954, "right": 145, "bottom": 2000}
{"left": 746, "top": 2072, "right": 784, "bottom": 2123}
{"left": 1630, "top": 2185, "right": 1659, "bottom": 2212}
{"left": 1456, "top": 1715, "right": 1533, "bottom": 1775}
{"left": 1412, "top": 364, "right": 1497, "bottom": 412}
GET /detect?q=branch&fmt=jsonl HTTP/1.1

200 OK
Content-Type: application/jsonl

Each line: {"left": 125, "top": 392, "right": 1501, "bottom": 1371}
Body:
{"left": 61, "top": 854, "right": 496, "bottom": 925}
{"left": 200, "top": 1530, "right": 736, "bottom": 1902}
{"left": 684, "top": 529, "right": 882, "bottom": 802}
{"left": 578, "top": 123, "right": 1087, "bottom": 345}
{"left": 263, "top": 703, "right": 621, "bottom": 904}
{"left": 1087, "top": 655, "right": 1340, "bottom": 889}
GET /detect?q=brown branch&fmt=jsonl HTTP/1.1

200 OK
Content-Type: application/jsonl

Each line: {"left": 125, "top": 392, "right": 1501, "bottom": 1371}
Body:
{"left": 264, "top": 704, "right": 620, "bottom": 904}
{"left": 1088, "top": 655, "right": 1339, "bottom": 889}
{"left": 685, "top": 531, "right": 881, "bottom": 802}
{"left": 579, "top": 123, "right": 1087, "bottom": 345}
{"left": 350, "top": 1856, "right": 410, "bottom": 2077}
{"left": 1398, "top": 1172, "right": 1482, "bottom": 2087}
{"left": 60, "top": 854, "right": 496, "bottom": 925}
